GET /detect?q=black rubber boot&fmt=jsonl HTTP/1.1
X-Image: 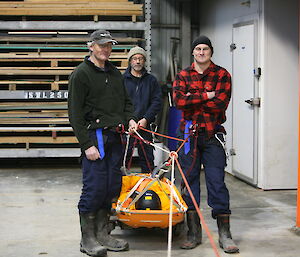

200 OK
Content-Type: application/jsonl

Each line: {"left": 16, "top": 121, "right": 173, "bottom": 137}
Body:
{"left": 217, "top": 214, "right": 239, "bottom": 254}
{"left": 79, "top": 213, "right": 107, "bottom": 257}
{"left": 95, "top": 209, "right": 129, "bottom": 251}
{"left": 180, "top": 210, "right": 202, "bottom": 249}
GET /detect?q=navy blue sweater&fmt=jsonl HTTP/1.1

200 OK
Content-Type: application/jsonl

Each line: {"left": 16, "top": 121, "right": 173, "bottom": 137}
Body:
{"left": 123, "top": 67, "right": 162, "bottom": 124}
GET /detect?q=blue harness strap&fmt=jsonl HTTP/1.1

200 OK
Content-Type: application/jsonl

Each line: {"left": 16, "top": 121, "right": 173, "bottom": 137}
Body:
{"left": 96, "top": 128, "right": 105, "bottom": 159}
{"left": 184, "top": 120, "right": 192, "bottom": 154}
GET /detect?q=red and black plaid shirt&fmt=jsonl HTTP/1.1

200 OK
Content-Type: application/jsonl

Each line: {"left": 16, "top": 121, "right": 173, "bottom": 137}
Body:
{"left": 172, "top": 61, "right": 231, "bottom": 138}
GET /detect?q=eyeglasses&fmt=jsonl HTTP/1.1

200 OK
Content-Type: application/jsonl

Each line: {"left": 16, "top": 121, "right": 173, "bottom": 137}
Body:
{"left": 131, "top": 57, "right": 145, "bottom": 62}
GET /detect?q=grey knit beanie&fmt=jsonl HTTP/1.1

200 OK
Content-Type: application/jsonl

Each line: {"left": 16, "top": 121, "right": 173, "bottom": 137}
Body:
{"left": 191, "top": 35, "right": 214, "bottom": 55}
{"left": 128, "top": 46, "right": 147, "bottom": 60}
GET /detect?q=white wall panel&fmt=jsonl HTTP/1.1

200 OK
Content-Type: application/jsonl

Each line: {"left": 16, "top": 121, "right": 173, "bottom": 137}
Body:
{"left": 262, "top": 0, "right": 298, "bottom": 189}
{"left": 196, "top": 0, "right": 299, "bottom": 189}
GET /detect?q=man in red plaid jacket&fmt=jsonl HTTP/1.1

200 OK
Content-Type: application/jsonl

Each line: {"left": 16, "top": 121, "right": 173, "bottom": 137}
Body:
{"left": 173, "top": 35, "right": 239, "bottom": 254}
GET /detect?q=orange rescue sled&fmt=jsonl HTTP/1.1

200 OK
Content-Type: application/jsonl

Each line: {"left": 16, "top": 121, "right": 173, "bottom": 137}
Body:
{"left": 114, "top": 173, "right": 187, "bottom": 229}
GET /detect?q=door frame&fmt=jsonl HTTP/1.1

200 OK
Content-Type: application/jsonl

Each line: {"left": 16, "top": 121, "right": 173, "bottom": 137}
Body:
{"left": 231, "top": 19, "right": 260, "bottom": 186}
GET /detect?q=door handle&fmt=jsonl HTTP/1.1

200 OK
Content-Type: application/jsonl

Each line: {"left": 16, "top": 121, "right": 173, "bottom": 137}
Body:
{"left": 245, "top": 97, "right": 260, "bottom": 107}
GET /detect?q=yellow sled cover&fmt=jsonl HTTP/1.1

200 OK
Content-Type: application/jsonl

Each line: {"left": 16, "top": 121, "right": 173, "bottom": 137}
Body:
{"left": 114, "top": 174, "right": 187, "bottom": 229}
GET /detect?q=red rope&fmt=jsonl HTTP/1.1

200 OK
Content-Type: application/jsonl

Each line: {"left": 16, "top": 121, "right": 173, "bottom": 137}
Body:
{"left": 138, "top": 126, "right": 186, "bottom": 142}
{"left": 131, "top": 126, "right": 221, "bottom": 257}
{"left": 138, "top": 139, "right": 153, "bottom": 172}
{"left": 175, "top": 158, "right": 221, "bottom": 257}
{"left": 127, "top": 137, "right": 138, "bottom": 170}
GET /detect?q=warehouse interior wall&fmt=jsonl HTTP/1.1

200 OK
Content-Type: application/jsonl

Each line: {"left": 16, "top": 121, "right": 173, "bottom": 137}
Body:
{"left": 196, "top": 0, "right": 299, "bottom": 189}
{"left": 261, "top": 0, "right": 299, "bottom": 189}
{"left": 151, "top": 0, "right": 200, "bottom": 83}
{"left": 196, "top": 0, "right": 262, "bottom": 181}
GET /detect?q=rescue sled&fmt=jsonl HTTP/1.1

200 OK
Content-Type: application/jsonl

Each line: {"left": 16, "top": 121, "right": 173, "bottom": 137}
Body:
{"left": 113, "top": 164, "right": 187, "bottom": 230}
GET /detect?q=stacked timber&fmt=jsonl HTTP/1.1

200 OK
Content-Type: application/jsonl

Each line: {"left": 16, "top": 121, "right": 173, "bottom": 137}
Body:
{"left": 0, "top": 101, "right": 76, "bottom": 148}
{"left": 0, "top": 0, "right": 144, "bottom": 151}
{"left": 0, "top": 33, "right": 139, "bottom": 91}
{"left": 0, "top": 0, "right": 143, "bottom": 21}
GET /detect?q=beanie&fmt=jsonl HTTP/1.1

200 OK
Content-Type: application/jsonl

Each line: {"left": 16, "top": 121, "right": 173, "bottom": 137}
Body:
{"left": 128, "top": 46, "right": 147, "bottom": 60}
{"left": 191, "top": 35, "right": 214, "bottom": 55}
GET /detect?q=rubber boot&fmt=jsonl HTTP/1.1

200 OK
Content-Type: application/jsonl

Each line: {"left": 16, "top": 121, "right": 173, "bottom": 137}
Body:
{"left": 79, "top": 213, "right": 107, "bottom": 257}
{"left": 180, "top": 210, "right": 202, "bottom": 249}
{"left": 95, "top": 209, "right": 129, "bottom": 251}
{"left": 217, "top": 214, "right": 239, "bottom": 253}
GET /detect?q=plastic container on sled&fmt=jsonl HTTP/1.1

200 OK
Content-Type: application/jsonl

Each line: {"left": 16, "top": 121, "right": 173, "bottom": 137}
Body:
{"left": 113, "top": 173, "right": 188, "bottom": 229}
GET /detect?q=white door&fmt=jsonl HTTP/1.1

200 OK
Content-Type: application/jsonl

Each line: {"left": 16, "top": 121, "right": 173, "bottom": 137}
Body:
{"left": 231, "top": 21, "right": 259, "bottom": 185}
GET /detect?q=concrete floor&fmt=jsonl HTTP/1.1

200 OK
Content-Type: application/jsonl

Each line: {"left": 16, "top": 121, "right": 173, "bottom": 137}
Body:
{"left": 0, "top": 158, "right": 299, "bottom": 257}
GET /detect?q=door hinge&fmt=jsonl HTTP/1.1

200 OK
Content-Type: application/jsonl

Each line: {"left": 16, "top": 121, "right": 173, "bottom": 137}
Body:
{"left": 254, "top": 67, "right": 261, "bottom": 78}
{"left": 229, "top": 148, "right": 236, "bottom": 156}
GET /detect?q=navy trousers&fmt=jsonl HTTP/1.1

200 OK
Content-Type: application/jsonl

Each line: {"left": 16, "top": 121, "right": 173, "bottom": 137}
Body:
{"left": 178, "top": 131, "right": 231, "bottom": 218}
{"left": 78, "top": 130, "right": 123, "bottom": 213}
{"left": 126, "top": 130, "right": 154, "bottom": 172}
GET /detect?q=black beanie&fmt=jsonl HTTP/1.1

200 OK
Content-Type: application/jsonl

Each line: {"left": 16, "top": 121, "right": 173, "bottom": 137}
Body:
{"left": 191, "top": 35, "right": 214, "bottom": 55}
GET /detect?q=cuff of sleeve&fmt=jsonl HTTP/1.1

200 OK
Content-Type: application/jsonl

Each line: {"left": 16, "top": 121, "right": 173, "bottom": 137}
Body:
{"left": 128, "top": 115, "right": 138, "bottom": 123}
{"left": 81, "top": 140, "right": 94, "bottom": 152}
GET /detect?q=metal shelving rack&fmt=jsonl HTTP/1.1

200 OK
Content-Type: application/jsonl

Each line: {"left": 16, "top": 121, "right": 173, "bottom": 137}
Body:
{"left": 0, "top": 0, "right": 152, "bottom": 158}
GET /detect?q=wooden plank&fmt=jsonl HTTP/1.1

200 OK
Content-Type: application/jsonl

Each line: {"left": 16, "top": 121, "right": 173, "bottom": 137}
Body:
{"left": 0, "top": 80, "right": 68, "bottom": 84}
{"left": 8, "top": 31, "right": 87, "bottom": 35}
{"left": 0, "top": 8, "right": 142, "bottom": 16}
{"left": 0, "top": 52, "right": 128, "bottom": 59}
{"left": 0, "top": 67, "right": 74, "bottom": 70}
{"left": 0, "top": 136, "right": 78, "bottom": 144}
{"left": 8, "top": 84, "right": 16, "bottom": 91}
{"left": 0, "top": 69, "right": 72, "bottom": 75}
{"left": 0, "top": 58, "right": 84, "bottom": 62}
{"left": 0, "top": 36, "right": 141, "bottom": 43}
{"left": 0, "top": 44, "right": 133, "bottom": 50}
{"left": 0, "top": 68, "right": 126, "bottom": 75}
{"left": 0, "top": 117, "right": 70, "bottom": 124}
{"left": 26, "top": 0, "right": 128, "bottom": 2}
{"left": 0, "top": 110, "right": 68, "bottom": 118}
{"left": 0, "top": 127, "right": 73, "bottom": 132}
{"left": 0, "top": 2, "right": 135, "bottom": 7}
{"left": 0, "top": 58, "right": 127, "bottom": 63}
{"left": 0, "top": 102, "right": 67, "bottom": 110}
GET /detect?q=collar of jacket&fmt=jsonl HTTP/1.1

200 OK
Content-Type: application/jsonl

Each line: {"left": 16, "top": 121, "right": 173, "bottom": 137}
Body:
{"left": 124, "top": 66, "right": 148, "bottom": 78}
{"left": 188, "top": 61, "right": 217, "bottom": 74}
{"left": 84, "top": 55, "right": 114, "bottom": 72}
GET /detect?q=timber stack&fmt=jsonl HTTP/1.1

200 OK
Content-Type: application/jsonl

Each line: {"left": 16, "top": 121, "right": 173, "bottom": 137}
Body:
{"left": 0, "top": 0, "right": 146, "bottom": 156}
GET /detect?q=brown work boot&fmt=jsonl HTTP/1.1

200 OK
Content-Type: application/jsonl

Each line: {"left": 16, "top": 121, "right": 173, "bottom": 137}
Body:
{"left": 79, "top": 212, "right": 107, "bottom": 257}
{"left": 180, "top": 210, "right": 202, "bottom": 249}
{"left": 217, "top": 214, "right": 239, "bottom": 253}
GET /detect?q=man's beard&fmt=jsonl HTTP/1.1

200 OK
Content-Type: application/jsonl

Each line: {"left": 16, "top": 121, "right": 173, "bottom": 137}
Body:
{"left": 132, "top": 64, "right": 143, "bottom": 71}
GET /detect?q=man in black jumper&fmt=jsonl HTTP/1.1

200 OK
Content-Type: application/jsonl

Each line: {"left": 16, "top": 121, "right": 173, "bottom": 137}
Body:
{"left": 68, "top": 30, "right": 137, "bottom": 257}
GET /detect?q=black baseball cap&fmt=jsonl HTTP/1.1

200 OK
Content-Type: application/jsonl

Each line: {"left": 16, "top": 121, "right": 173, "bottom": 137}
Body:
{"left": 89, "top": 30, "right": 117, "bottom": 45}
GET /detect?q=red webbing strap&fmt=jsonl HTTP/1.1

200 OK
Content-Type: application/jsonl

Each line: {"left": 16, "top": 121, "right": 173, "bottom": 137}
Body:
{"left": 138, "top": 139, "right": 153, "bottom": 172}
{"left": 127, "top": 137, "right": 138, "bottom": 170}
{"left": 175, "top": 158, "right": 221, "bottom": 257}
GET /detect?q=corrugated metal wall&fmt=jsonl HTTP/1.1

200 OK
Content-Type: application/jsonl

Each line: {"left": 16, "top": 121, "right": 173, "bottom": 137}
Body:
{"left": 151, "top": 0, "right": 200, "bottom": 82}
{"left": 151, "top": 0, "right": 181, "bottom": 82}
